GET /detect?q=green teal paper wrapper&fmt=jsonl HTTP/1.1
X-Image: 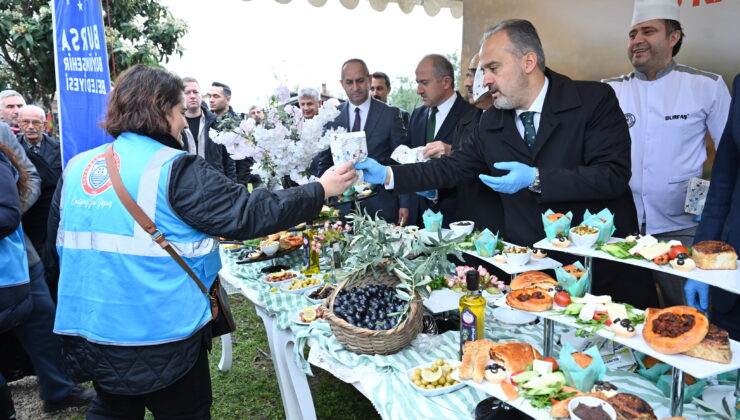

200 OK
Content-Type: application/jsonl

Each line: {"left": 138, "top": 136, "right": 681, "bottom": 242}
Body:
{"left": 635, "top": 354, "right": 708, "bottom": 403}
{"left": 422, "top": 209, "right": 442, "bottom": 233}
{"left": 554, "top": 261, "right": 590, "bottom": 298}
{"left": 582, "top": 208, "right": 616, "bottom": 243}
{"left": 542, "top": 210, "right": 573, "bottom": 240}
{"left": 473, "top": 229, "right": 499, "bottom": 257}
{"left": 559, "top": 342, "right": 606, "bottom": 392}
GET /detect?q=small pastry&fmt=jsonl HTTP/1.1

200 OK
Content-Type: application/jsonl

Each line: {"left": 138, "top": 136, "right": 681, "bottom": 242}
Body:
{"left": 532, "top": 248, "right": 547, "bottom": 259}
{"left": 551, "top": 234, "right": 570, "bottom": 248}
{"left": 610, "top": 317, "right": 637, "bottom": 338}
{"left": 483, "top": 363, "right": 507, "bottom": 384}
{"left": 493, "top": 250, "right": 506, "bottom": 264}
{"left": 591, "top": 381, "right": 619, "bottom": 398}
{"left": 248, "top": 250, "right": 263, "bottom": 259}
{"left": 625, "top": 232, "right": 643, "bottom": 243}
{"left": 669, "top": 255, "right": 696, "bottom": 271}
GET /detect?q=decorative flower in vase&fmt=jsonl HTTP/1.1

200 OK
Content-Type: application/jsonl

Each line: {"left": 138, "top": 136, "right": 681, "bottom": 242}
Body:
{"left": 210, "top": 86, "right": 345, "bottom": 188}
{"left": 446, "top": 265, "right": 503, "bottom": 294}
{"left": 309, "top": 220, "right": 352, "bottom": 253}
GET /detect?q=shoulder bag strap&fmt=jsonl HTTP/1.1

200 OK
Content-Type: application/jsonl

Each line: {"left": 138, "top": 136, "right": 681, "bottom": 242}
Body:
{"left": 103, "top": 144, "right": 209, "bottom": 296}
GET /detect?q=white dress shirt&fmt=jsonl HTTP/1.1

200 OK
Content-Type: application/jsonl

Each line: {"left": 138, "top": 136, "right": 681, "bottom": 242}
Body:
{"left": 431, "top": 92, "right": 457, "bottom": 138}
{"left": 349, "top": 96, "right": 372, "bottom": 132}
{"left": 514, "top": 77, "right": 549, "bottom": 138}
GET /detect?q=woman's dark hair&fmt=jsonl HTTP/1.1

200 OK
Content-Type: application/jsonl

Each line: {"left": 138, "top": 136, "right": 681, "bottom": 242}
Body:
{"left": 0, "top": 143, "right": 30, "bottom": 207}
{"left": 103, "top": 64, "right": 184, "bottom": 138}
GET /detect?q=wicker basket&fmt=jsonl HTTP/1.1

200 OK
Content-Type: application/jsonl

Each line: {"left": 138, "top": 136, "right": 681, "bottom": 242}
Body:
{"left": 324, "top": 269, "right": 423, "bottom": 355}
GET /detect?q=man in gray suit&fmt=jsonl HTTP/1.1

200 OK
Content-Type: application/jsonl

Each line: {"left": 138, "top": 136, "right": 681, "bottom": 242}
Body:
{"left": 315, "top": 59, "right": 406, "bottom": 223}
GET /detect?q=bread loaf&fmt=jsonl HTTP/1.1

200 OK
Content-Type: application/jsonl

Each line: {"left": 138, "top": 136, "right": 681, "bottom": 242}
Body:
{"left": 692, "top": 241, "right": 737, "bottom": 270}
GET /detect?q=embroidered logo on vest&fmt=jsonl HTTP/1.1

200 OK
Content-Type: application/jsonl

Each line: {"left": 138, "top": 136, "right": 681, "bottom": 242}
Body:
{"left": 82, "top": 152, "right": 120, "bottom": 195}
{"left": 625, "top": 113, "right": 636, "bottom": 128}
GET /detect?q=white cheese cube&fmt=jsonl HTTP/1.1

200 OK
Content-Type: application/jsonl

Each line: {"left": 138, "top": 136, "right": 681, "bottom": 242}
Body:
{"left": 533, "top": 359, "right": 554, "bottom": 375}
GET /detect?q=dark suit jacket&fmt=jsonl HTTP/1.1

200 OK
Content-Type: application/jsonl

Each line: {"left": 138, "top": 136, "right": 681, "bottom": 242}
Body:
{"left": 696, "top": 74, "right": 740, "bottom": 325}
{"left": 400, "top": 92, "right": 474, "bottom": 227}
{"left": 18, "top": 133, "right": 61, "bottom": 175}
{"left": 392, "top": 69, "right": 654, "bottom": 307}
{"left": 453, "top": 107, "right": 505, "bottom": 232}
{"left": 316, "top": 98, "right": 406, "bottom": 222}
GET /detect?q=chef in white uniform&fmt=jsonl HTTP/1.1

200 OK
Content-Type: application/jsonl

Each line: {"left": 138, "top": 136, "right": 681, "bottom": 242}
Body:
{"left": 603, "top": 0, "right": 731, "bottom": 307}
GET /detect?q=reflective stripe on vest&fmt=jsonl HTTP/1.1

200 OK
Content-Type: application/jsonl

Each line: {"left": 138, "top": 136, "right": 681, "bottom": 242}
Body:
{"left": 54, "top": 133, "right": 220, "bottom": 345}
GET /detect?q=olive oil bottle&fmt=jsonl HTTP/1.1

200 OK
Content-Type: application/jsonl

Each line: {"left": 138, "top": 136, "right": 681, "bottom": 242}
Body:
{"left": 459, "top": 269, "right": 486, "bottom": 359}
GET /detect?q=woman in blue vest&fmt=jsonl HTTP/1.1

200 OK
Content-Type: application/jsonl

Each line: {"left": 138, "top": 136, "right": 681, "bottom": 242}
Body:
{"left": 48, "top": 65, "right": 357, "bottom": 419}
{"left": 0, "top": 144, "right": 32, "bottom": 419}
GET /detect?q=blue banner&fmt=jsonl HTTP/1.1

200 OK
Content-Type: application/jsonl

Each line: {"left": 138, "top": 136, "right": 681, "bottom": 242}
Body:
{"left": 53, "top": 0, "right": 113, "bottom": 167}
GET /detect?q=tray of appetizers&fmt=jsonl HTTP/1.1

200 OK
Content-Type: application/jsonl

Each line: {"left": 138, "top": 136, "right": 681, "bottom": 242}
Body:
{"left": 490, "top": 288, "right": 740, "bottom": 379}
{"left": 462, "top": 241, "right": 563, "bottom": 275}
{"left": 325, "top": 182, "right": 377, "bottom": 206}
{"left": 235, "top": 231, "right": 304, "bottom": 264}
{"left": 533, "top": 236, "right": 740, "bottom": 294}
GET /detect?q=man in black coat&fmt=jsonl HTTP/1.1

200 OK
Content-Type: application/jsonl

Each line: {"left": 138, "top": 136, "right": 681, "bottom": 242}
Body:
{"left": 182, "top": 77, "right": 236, "bottom": 181}
{"left": 357, "top": 19, "right": 657, "bottom": 308}
{"left": 685, "top": 74, "right": 740, "bottom": 339}
{"left": 400, "top": 54, "right": 474, "bottom": 227}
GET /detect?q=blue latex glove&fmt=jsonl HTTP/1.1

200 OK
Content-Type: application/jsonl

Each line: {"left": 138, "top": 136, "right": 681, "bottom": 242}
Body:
{"left": 684, "top": 279, "right": 710, "bottom": 313}
{"left": 354, "top": 158, "right": 387, "bottom": 184}
{"left": 479, "top": 162, "right": 536, "bottom": 194}
{"left": 416, "top": 190, "right": 437, "bottom": 200}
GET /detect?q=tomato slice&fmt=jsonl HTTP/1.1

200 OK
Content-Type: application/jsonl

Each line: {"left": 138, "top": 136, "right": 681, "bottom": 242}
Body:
{"left": 543, "top": 357, "right": 559, "bottom": 371}
{"left": 593, "top": 311, "right": 611, "bottom": 325}
{"left": 550, "top": 397, "right": 559, "bottom": 404}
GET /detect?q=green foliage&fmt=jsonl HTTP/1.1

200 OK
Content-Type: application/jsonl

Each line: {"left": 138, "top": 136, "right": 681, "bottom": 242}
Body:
{"left": 0, "top": 0, "right": 187, "bottom": 114}
{"left": 341, "top": 208, "right": 461, "bottom": 320}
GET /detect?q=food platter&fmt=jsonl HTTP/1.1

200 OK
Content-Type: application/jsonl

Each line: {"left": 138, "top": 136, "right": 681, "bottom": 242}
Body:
{"left": 235, "top": 244, "right": 302, "bottom": 264}
{"left": 533, "top": 237, "right": 740, "bottom": 294}
{"left": 325, "top": 184, "right": 378, "bottom": 206}
{"left": 490, "top": 295, "right": 740, "bottom": 379}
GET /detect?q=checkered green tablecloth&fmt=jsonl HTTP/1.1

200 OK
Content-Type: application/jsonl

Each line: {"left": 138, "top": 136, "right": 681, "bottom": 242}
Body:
{"left": 220, "top": 248, "right": 711, "bottom": 420}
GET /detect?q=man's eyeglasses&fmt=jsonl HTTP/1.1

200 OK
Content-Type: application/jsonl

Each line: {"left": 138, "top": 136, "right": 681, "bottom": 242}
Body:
{"left": 19, "top": 119, "right": 43, "bottom": 128}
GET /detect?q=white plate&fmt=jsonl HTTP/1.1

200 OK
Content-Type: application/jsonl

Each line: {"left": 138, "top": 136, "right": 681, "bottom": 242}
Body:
{"left": 259, "top": 271, "right": 300, "bottom": 286}
{"left": 491, "top": 306, "right": 539, "bottom": 325}
{"left": 701, "top": 384, "right": 737, "bottom": 418}
{"left": 405, "top": 360, "right": 466, "bottom": 397}
{"left": 279, "top": 283, "right": 322, "bottom": 294}
{"left": 292, "top": 306, "right": 324, "bottom": 325}
{"left": 304, "top": 285, "right": 335, "bottom": 304}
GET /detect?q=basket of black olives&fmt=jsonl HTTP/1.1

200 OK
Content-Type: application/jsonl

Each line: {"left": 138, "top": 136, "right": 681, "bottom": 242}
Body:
{"left": 324, "top": 269, "right": 423, "bottom": 355}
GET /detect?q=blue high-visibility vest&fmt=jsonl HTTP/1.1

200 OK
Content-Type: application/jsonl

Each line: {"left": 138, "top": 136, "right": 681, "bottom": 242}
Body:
{"left": 54, "top": 132, "right": 220, "bottom": 345}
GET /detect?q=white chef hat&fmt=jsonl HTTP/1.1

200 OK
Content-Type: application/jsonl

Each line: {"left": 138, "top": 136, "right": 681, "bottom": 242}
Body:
{"left": 631, "top": 0, "right": 680, "bottom": 26}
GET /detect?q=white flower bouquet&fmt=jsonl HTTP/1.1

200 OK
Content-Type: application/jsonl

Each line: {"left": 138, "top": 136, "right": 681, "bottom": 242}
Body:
{"left": 211, "top": 86, "right": 344, "bottom": 187}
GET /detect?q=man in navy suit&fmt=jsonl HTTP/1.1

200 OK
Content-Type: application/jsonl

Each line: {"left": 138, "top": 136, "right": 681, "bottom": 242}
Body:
{"left": 685, "top": 74, "right": 740, "bottom": 340}
{"left": 316, "top": 59, "right": 406, "bottom": 223}
{"left": 371, "top": 72, "right": 410, "bottom": 129}
{"left": 400, "top": 54, "right": 474, "bottom": 227}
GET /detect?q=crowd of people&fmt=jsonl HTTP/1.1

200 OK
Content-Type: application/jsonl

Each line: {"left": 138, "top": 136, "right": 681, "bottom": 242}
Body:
{"left": 0, "top": 0, "right": 738, "bottom": 418}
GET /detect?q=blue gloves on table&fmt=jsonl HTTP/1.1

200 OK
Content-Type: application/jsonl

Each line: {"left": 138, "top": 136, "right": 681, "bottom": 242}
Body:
{"left": 479, "top": 162, "right": 536, "bottom": 194}
{"left": 684, "top": 279, "right": 710, "bottom": 313}
{"left": 355, "top": 158, "right": 387, "bottom": 184}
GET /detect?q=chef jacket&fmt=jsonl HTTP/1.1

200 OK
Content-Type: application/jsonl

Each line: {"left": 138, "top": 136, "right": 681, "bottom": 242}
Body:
{"left": 604, "top": 60, "right": 731, "bottom": 235}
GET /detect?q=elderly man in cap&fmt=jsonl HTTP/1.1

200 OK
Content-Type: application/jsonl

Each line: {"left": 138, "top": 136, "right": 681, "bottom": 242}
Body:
{"left": 603, "top": 0, "right": 731, "bottom": 307}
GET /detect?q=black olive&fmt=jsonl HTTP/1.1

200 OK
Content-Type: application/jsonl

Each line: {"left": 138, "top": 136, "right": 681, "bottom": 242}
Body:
{"left": 627, "top": 326, "right": 635, "bottom": 332}
{"left": 495, "top": 250, "right": 503, "bottom": 256}
{"left": 612, "top": 318, "right": 621, "bottom": 324}
{"left": 555, "top": 285, "right": 564, "bottom": 292}
{"left": 677, "top": 253, "right": 689, "bottom": 260}
{"left": 677, "top": 259, "right": 685, "bottom": 266}
{"left": 557, "top": 236, "right": 566, "bottom": 242}
{"left": 620, "top": 319, "right": 631, "bottom": 327}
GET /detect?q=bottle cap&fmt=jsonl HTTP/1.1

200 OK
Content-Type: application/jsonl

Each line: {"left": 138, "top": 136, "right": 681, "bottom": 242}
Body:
{"left": 466, "top": 269, "right": 479, "bottom": 291}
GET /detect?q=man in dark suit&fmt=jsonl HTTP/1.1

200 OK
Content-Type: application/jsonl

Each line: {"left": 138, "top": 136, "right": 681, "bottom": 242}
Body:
{"left": 400, "top": 54, "right": 474, "bottom": 227}
{"left": 316, "top": 59, "right": 406, "bottom": 223}
{"left": 371, "top": 72, "right": 410, "bottom": 129}
{"left": 685, "top": 74, "right": 740, "bottom": 340}
{"left": 357, "top": 19, "right": 657, "bottom": 308}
